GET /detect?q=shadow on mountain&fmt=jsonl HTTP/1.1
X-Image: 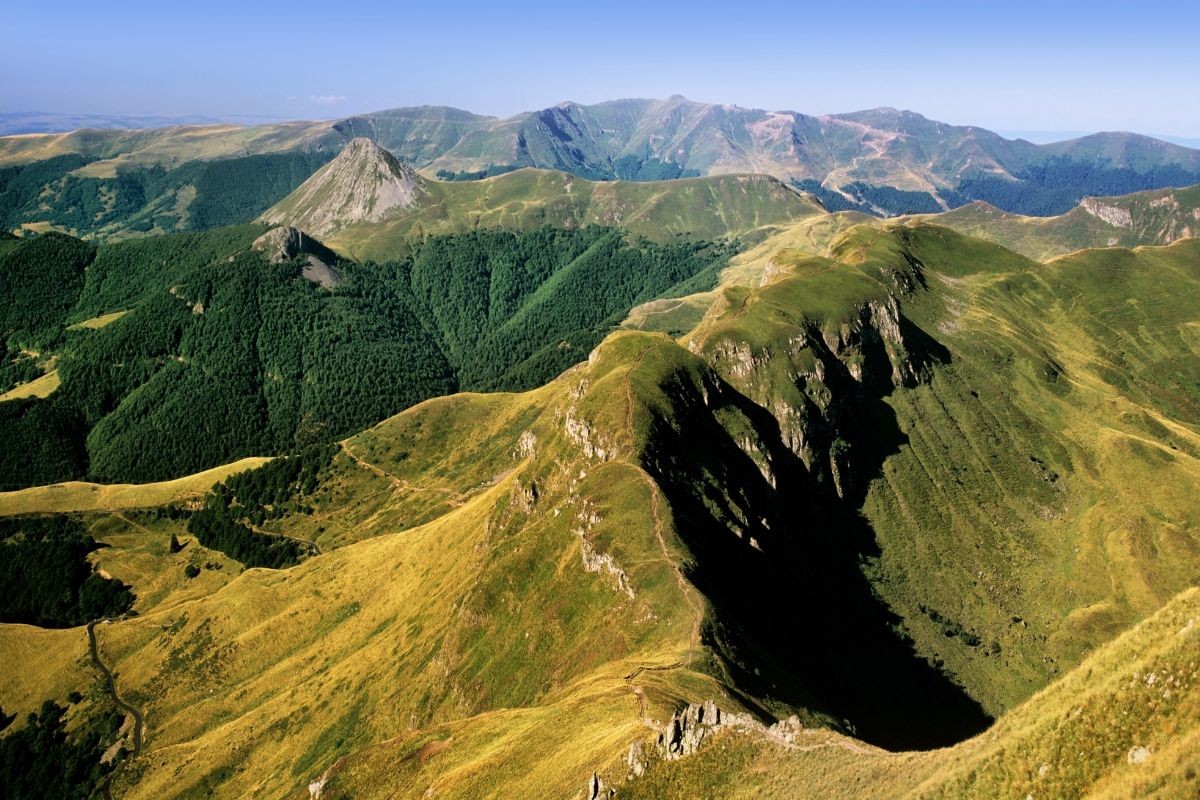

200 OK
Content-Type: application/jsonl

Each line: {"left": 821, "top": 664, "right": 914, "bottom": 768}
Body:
{"left": 639, "top": 319, "right": 989, "bottom": 751}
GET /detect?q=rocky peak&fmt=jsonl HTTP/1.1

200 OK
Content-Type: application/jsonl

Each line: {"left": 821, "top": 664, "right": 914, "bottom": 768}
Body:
{"left": 259, "top": 137, "right": 426, "bottom": 237}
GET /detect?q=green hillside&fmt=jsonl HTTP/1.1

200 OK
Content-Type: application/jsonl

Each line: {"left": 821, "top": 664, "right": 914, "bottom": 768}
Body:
{"left": 2, "top": 221, "right": 1196, "bottom": 799}
{"left": 0, "top": 150, "right": 334, "bottom": 240}
{"left": 0, "top": 224, "right": 732, "bottom": 488}
{"left": 316, "top": 169, "right": 822, "bottom": 260}
{"left": 926, "top": 182, "right": 1200, "bottom": 259}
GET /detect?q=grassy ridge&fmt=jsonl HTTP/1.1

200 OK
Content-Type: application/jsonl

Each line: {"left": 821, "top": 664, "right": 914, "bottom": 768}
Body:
{"left": 925, "top": 182, "right": 1200, "bottom": 260}
{"left": 284, "top": 168, "right": 823, "bottom": 261}
{"left": 0, "top": 224, "right": 1196, "bottom": 798}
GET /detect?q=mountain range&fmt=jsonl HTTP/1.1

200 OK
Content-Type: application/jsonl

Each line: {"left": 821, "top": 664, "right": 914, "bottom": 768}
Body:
{"left": 4, "top": 97, "right": 1200, "bottom": 235}
{"left": 0, "top": 96, "right": 1198, "bottom": 800}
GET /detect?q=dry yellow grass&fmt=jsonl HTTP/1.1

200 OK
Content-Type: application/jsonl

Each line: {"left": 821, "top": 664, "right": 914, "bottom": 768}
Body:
{"left": 67, "top": 310, "right": 130, "bottom": 330}
{"left": 0, "top": 624, "right": 90, "bottom": 719}
{"left": 0, "top": 457, "right": 270, "bottom": 516}
{"left": 0, "top": 369, "right": 60, "bottom": 401}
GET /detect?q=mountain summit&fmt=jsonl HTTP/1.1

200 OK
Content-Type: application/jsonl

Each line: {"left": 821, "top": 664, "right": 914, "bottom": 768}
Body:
{"left": 260, "top": 137, "right": 425, "bottom": 236}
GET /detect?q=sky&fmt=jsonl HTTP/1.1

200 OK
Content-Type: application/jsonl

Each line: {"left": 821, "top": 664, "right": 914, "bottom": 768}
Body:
{"left": 3, "top": 0, "right": 1198, "bottom": 140}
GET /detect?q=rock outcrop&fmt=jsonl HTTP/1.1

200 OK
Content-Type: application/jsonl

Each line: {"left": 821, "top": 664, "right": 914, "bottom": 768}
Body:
{"left": 251, "top": 226, "right": 343, "bottom": 288}
{"left": 260, "top": 137, "right": 426, "bottom": 237}
{"left": 590, "top": 701, "right": 807, "bottom": 790}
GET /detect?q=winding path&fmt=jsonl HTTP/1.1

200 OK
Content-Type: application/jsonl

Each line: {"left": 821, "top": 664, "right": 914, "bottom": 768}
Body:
{"left": 87, "top": 620, "right": 145, "bottom": 800}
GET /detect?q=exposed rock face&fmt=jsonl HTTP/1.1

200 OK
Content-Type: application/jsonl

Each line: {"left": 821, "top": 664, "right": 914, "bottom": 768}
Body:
{"left": 619, "top": 701, "right": 805, "bottom": 780}
{"left": 1080, "top": 197, "right": 1134, "bottom": 228}
{"left": 260, "top": 137, "right": 426, "bottom": 236}
{"left": 701, "top": 284, "right": 929, "bottom": 501}
{"left": 586, "top": 772, "right": 615, "bottom": 799}
{"left": 252, "top": 226, "right": 337, "bottom": 264}
{"left": 251, "top": 226, "right": 343, "bottom": 288}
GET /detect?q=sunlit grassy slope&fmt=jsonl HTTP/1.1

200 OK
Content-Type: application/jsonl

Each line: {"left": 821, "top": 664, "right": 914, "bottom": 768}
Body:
{"left": 1, "top": 223, "right": 1197, "bottom": 799}
{"left": 924, "top": 182, "right": 1200, "bottom": 260}
{"left": 0, "top": 457, "right": 270, "bottom": 517}
{"left": 289, "top": 168, "right": 825, "bottom": 261}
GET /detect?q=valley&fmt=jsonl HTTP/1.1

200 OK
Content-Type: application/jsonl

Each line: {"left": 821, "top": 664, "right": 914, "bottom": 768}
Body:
{"left": 1, "top": 94, "right": 1198, "bottom": 800}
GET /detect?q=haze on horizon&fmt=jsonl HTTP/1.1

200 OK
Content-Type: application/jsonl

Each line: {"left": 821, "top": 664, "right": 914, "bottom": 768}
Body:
{"left": 3, "top": 0, "right": 1198, "bottom": 141}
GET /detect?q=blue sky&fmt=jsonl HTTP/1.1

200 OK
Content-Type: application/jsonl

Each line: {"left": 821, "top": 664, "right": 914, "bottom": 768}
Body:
{"left": 3, "top": 0, "right": 1198, "bottom": 139}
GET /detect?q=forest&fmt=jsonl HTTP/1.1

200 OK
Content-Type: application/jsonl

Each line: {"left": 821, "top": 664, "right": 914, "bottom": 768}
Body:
{"left": 0, "top": 224, "right": 731, "bottom": 487}
{"left": 0, "top": 516, "right": 135, "bottom": 627}
{"left": 185, "top": 445, "right": 337, "bottom": 568}
{"left": 0, "top": 700, "right": 125, "bottom": 800}
{"left": 0, "top": 151, "right": 332, "bottom": 237}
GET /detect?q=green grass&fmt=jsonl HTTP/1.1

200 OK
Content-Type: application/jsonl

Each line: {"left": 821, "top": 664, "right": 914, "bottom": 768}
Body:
{"left": 925, "top": 182, "right": 1200, "bottom": 260}
{"left": 1, "top": 221, "right": 1197, "bottom": 799}
{"left": 299, "top": 169, "right": 823, "bottom": 262}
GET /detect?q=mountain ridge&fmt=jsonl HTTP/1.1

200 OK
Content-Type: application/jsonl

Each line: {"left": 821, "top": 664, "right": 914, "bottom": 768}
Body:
{"left": 5, "top": 98, "right": 1198, "bottom": 223}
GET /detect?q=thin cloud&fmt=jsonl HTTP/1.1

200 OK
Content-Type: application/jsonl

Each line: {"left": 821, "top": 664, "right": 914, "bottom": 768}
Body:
{"left": 310, "top": 95, "right": 348, "bottom": 105}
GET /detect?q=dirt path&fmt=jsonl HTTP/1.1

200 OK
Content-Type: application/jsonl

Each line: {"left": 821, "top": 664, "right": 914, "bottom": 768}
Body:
{"left": 87, "top": 620, "right": 145, "bottom": 800}
{"left": 113, "top": 512, "right": 157, "bottom": 537}
{"left": 340, "top": 442, "right": 459, "bottom": 499}
{"left": 248, "top": 523, "right": 322, "bottom": 556}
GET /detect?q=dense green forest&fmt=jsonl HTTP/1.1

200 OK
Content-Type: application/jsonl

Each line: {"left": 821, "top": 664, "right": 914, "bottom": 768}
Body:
{"left": 0, "top": 516, "right": 135, "bottom": 627}
{"left": 0, "top": 232, "right": 95, "bottom": 348}
{"left": 0, "top": 700, "right": 124, "bottom": 800}
{"left": 953, "top": 158, "right": 1200, "bottom": 215}
{"left": 793, "top": 180, "right": 948, "bottom": 215}
{"left": 0, "top": 151, "right": 332, "bottom": 237}
{"left": 435, "top": 164, "right": 521, "bottom": 181}
{"left": 398, "top": 226, "right": 733, "bottom": 390}
{"left": 797, "top": 160, "right": 1200, "bottom": 218}
{"left": 0, "top": 224, "right": 730, "bottom": 488}
{"left": 185, "top": 445, "right": 337, "bottom": 568}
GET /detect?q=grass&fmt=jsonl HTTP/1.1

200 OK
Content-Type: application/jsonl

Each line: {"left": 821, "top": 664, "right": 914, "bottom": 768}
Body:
{"left": 0, "top": 457, "right": 270, "bottom": 516}
{"left": 688, "top": 224, "right": 1200, "bottom": 715}
{"left": 0, "top": 368, "right": 60, "bottom": 401}
{"left": 66, "top": 310, "right": 129, "bottom": 330}
{"left": 291, "top": 169, "right": 824, "bottom": 262}
{"left": 1, "top": 219, "right": 1197, "bottom": 799}
{"left": 922, "top": 182, "right": 1200, "bottom": 260}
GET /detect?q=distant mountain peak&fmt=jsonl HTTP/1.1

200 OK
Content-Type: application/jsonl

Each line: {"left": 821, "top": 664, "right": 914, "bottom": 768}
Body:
{"left": 260, "top": 137, "right": 425, "bottom": 237}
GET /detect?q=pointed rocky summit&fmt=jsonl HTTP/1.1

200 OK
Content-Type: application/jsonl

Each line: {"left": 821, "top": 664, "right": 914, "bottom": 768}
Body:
{"left": 260, "top": 137, "right": 426, "bottom": 236}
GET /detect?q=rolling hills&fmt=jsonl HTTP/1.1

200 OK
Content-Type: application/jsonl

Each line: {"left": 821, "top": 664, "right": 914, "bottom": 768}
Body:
{"left": 2, "top": 217, "right": 1197, "bottom": 798}
{"left": 926, "top": 182, "right": 1200, "bottom": 260}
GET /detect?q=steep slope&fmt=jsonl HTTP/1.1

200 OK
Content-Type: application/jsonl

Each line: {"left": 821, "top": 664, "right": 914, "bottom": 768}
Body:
{"left": 619, "top": 585, "right": 1200, "bottom": 799}
{"left": 3, "top": 224, "right": 1197, "bottom": 799}
{"left": 259, "top": 138, "right": 426, "bottom": 237}
{"left": 686, "top": 228, "right": 1200, "bottom": 713}
{"left": 929, "top": 182, "right": 1200, "bottom": 259}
